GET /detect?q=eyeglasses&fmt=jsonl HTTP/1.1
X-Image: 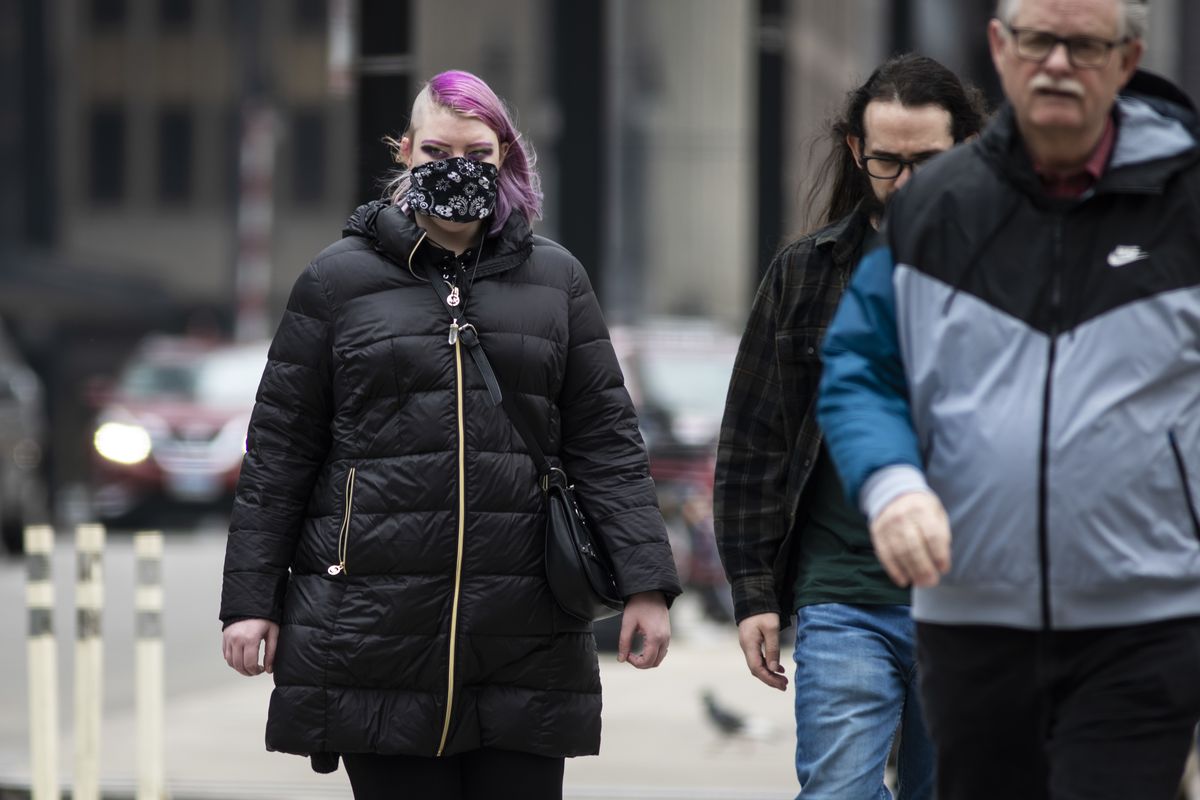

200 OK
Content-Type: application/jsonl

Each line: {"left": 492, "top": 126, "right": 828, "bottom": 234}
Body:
{"left": 1003, "top": 23, "right": 1130, "bottom": 69}
{"left": 861, "top": 155, "right": 935, "bottom": 180}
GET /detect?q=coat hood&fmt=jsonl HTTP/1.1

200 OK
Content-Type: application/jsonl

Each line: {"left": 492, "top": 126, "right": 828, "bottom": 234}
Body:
{"left": 342, "top": 200, "right": 535, "bottom": 279}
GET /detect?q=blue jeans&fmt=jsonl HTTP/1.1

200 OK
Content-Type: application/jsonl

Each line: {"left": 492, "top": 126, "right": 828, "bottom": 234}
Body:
{"left": 792, "top": 603, "right": 934, "bottom": 800}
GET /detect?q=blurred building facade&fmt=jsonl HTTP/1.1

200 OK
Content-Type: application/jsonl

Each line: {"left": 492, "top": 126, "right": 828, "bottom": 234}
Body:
{"left": 0, "top": 0, "right": 1197, "bottom": 491}
{"left": 54, "top": 0, "right": 357, "bottom": 326}
{"left": 7, "top": 1, "right": 1199, "bottom": 325}
{"left": 9, "top": 1, "right": 1200, "bottom": 321}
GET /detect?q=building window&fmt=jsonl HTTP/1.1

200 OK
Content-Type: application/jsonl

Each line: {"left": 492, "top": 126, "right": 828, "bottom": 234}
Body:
{"left": 158, "top": 0, "right": 193, "bottom": 29}
{"left": 360, "top": 0, "right": 411, "bottom": 57}
{"left": 88, "top": 105, "right": 126, "bottom": 203}
{"left": 292, "top": 109, "right": 327, "bottom": 205}
{"left": 295, "top": 0, "right": 327, "bottom": 33}
{"left": 157, "top": 108, "right": 194, "bottom": 203}
{"left": 91, "top": 0, "right": 126, "bottom": 28}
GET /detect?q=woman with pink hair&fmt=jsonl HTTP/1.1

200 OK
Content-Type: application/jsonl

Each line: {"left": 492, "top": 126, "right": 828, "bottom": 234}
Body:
{"left": 219, "top": 70, "right": 681, "bottom": 799}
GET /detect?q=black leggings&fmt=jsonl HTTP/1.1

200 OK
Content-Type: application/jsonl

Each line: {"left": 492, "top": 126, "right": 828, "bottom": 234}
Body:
{"left": 342, "top": 748, "right": 565, "bottom": 800}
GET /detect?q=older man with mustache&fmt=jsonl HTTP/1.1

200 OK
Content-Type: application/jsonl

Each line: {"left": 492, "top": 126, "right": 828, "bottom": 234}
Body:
{"left": 816, "top": 0, "right": 1200, "bottom": 798}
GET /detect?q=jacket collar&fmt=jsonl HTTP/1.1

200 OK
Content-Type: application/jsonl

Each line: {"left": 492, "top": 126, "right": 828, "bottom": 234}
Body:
{"left": 344, "top": 201, "right": 534, "bottom": 278}
{"left": 815, "top": 204, "right": 872, "bottom": 268}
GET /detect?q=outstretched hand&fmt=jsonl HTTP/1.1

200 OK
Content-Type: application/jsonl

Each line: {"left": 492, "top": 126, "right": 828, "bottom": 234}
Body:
{"left": 222, "top": 618, "right": 279, "bottom": 677}
{"left": 618, "top": 591, "right": 671, "bottom": 669}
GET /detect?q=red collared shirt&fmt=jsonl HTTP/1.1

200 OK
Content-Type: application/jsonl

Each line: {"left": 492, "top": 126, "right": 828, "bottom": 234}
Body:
{"left": 1034, "top": 116, "right": 1116, "bottom": 199}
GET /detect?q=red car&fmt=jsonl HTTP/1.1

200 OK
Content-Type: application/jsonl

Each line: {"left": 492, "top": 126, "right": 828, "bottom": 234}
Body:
{"left": 90, "top": 337, "right": 269, "bottom": 523}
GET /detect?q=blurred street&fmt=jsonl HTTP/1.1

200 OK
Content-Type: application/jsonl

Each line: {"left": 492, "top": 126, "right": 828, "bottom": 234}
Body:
{"left": 0, "top": 525, "right": 798, "bottom": 800}
{"left": 6, "top": 3, "right": 1198, "bottom": 799}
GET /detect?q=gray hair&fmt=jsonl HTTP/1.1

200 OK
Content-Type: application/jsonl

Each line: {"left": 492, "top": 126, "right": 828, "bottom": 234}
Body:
{"left": 995, "top": 0, "right": 1147, "bottom": 40}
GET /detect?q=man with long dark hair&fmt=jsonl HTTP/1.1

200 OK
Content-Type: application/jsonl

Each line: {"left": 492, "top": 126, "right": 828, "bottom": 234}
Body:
{"left": 714, "top": 54, "right": 987, "bottom": 799}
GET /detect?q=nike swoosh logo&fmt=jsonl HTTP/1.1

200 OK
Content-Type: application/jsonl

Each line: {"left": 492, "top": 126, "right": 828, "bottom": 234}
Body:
{"left": 1107, "top": 247, "right": 1149, "bottom": 268}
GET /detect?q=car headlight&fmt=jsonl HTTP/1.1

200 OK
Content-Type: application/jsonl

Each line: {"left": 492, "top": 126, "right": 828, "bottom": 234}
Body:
{"left": 93, "top": 422, "right": 153, "bottom": 465}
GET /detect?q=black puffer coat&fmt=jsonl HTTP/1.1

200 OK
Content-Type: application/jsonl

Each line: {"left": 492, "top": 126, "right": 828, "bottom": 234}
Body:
{"left": 220, "top": 202, "right": 681, "bottom": 768}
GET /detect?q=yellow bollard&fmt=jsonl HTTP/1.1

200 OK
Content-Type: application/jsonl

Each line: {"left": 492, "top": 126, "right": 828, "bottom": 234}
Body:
{"left": 134, "top": 530, "right": 166, "bottom": 800}
{"left": 25, "top": 524, "right": 59, "bottom": 800}
{"left": 74, "top": 523, "right": 105, "bottom": 800}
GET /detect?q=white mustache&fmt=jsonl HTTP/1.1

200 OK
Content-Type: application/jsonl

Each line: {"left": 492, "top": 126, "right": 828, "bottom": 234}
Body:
{"left": 1030, "top": 75, "right": 1085, "bottom": 98}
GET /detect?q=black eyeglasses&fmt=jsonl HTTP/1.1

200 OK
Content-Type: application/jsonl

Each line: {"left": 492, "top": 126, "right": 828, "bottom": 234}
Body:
{"left": 861, "top": 155, "right": 936, "bottom": 180}
{"left": 1003, "top": 23, "right": 1130, "bottom": 69}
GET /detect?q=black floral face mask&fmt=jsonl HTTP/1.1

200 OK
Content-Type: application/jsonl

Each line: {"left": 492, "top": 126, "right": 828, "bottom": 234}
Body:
{"left": 404, "top": 156, "right": 499, "bottom": 223}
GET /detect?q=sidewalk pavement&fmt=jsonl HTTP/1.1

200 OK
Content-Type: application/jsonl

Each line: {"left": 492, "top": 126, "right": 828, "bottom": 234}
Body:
{"left": 1, "top": 598, "right": 799, "bottom": 800}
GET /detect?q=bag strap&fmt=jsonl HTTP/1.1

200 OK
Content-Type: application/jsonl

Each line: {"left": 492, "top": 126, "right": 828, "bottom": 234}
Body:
{"left": 422, "top": 259, "right": 558, "bottom": 482}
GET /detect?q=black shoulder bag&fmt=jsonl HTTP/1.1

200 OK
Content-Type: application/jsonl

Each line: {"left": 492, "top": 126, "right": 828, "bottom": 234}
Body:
{"left": 423, "top": 261, "right": 624, "bottom": 622}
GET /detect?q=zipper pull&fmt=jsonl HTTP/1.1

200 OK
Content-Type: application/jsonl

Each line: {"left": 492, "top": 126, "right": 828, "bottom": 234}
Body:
{"left": 448, "top": 321, "right": 460, "bottom": 345}
{"left": 447, "top": 285, "right": 461, "bottom": 307}
{"left": 327, "top": 564, "right": 344, "bottom": 576}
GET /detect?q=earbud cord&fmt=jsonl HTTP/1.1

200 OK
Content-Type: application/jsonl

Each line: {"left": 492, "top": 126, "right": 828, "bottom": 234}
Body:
{"left": 458, "top": 222, "right": 488, "bottom": 317}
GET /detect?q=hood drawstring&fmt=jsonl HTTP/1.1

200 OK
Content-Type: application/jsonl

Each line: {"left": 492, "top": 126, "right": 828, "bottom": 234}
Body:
{"left": 406, "top": 230, "right": 430, "bottom": 280}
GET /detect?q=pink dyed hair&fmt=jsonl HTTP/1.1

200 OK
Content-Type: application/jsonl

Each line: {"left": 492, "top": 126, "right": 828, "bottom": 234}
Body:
{"left": 385, "top": 70, "right": 543, "bottom": 234}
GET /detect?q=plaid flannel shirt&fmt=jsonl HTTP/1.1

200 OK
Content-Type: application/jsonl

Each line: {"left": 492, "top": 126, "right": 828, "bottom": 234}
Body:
{"left": 714, "top": 209, "right": 871, "bottom": 624}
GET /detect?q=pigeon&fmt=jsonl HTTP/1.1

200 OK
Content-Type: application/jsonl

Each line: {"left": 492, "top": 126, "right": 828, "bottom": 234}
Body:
{"left": 701, "top": 689, "right": 779, "bottom": 742}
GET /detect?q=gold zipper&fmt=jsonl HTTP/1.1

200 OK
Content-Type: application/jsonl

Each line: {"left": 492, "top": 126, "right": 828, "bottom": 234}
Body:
{"left": 327, "top": 467, "right": 356, "bottom": 576}
{"left": 410, "top": 226, "right": 466, "bottom": 756}
{"left": 437, "top": 335, "right": 468, "bottom": 756}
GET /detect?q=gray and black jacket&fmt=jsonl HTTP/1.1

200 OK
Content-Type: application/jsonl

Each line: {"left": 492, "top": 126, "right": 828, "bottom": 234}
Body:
{"left": 817, "top": 72, "right": 1200, "bottom": 630}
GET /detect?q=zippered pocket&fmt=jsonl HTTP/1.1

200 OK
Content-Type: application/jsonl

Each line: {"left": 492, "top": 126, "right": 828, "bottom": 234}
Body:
{"left": 328, "top": 466, "right": 357, "bottom": 575}
{"left": 1168, "top": 431, "right": 1200, "bottom": 543}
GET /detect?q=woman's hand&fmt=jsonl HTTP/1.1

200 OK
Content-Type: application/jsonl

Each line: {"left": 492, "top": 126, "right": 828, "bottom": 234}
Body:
{"left": 617, "top": 591, "right": 671, "bottom": 669}
{"left": 222, "top": 618, "right": 279, "bottom": 677}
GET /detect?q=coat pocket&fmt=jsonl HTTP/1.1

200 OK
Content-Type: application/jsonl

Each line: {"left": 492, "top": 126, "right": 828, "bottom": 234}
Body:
{"left": 775, "top": 328, "right": 824, "bottom": 414}
{"left": 327, "top": 466, "right": 357, "bottom": 575}
{"left": 776, "top": 327, "right": 825, "bottom": 365}
{"left": 1168, "top": 430, "right": 1200, "bottom": 543}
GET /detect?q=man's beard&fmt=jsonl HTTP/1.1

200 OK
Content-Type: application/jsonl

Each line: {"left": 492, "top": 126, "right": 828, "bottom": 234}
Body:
{"left": 860, "top": 170, "right": 886, "bottom": 221}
